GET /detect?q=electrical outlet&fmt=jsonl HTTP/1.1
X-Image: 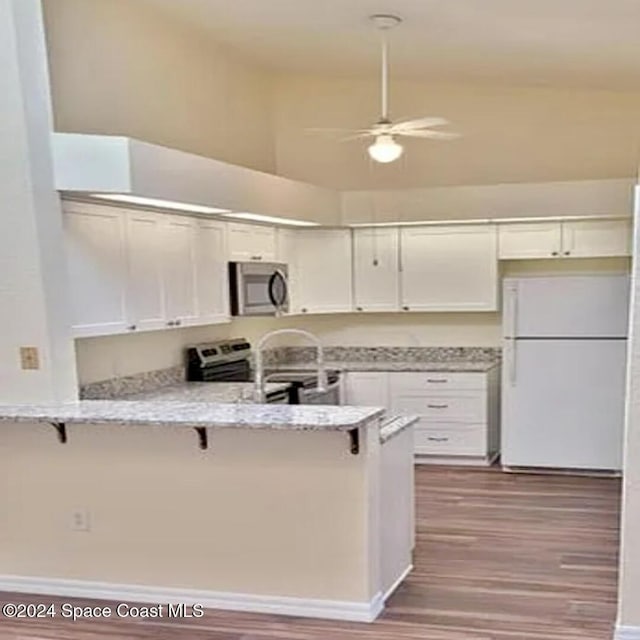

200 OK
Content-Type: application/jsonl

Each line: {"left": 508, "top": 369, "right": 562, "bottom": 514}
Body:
{"left": 71, "top": 509, "right": 91, "bottom": 532}
{"left": 19, "top": 347, "right": 40, "bottom": 370}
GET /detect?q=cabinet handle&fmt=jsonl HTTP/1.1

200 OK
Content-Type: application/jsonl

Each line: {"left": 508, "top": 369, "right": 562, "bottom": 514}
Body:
{"left": 427, "top": 378, "right": 448, "bottom": 383}
{"left": 128, "top": 324, "right": 137, "bottom": 331}
{"left": 251, "top": 255, "right": 262, "bottom": 261}
{"left": 166, "top": 321, "right": 175, "bottom": 327}
{"left": 427, "top": 436, "right": 449, "bottom": 442}
{"left": 175, "top": 319, "right": 182, "bottom": 326}
{"left": 564, "top": 251, "right": 571, "bottom": 256}
{"left": 356, "top": 306, "right": 363, "bottom": 312}
{"left": 301, "top": 308, "right": 308, "bottom": 313}
{"left": 551, "top": 251, "right": 559, "bottom": 256}
{"left": 402, "top": 306, "right": 410, "bottom": 311}
{"left": 427, "top": 404, "right": 449, "bottom": 409}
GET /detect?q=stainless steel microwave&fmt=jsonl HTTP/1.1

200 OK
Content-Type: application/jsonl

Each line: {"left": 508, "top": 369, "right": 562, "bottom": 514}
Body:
{"left": 229, "top": 262, "right": 289, "bottom": 316}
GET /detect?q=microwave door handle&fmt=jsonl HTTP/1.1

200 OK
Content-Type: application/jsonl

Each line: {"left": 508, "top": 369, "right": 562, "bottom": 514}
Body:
{"left": 268, "top": 270, "right": 288, "bottom": 309}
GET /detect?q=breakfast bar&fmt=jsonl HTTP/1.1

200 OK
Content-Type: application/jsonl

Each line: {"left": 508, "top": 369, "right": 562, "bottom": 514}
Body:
{"left": 0, "top": 401, "right": 415, "bottom": 622}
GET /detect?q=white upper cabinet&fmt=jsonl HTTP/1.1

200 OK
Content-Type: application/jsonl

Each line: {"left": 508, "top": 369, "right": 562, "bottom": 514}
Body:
{"left": 194, "top": 219, "right": 229, "bottom": 325}
{"left": 498, "top": 222, "right": 562, "bottom": 259}
{"left": 353, "top": 228, "right": 400, "bottom": 312}
{"left": 160, "top": 216, "right": 199, "bottom": 328}
{"left": 561, "top": 219, "right": 631, "bottom": 257}
{"left": 400, "top": 225, "right": 498, "bottom": 312}
{"left": 227, "top": 222, "right": 276, "bottom": 262}
{"left": 64, "top": 203, "right": 128, "bottom": 336}
{"left": 498, "top": 219, "right": 631, "bottom": 259}
{"left": 293, "top": 229, "right": 353, "bottom": 314}
{"left": 124, "top": 210, "right": 165, "bottom": 332}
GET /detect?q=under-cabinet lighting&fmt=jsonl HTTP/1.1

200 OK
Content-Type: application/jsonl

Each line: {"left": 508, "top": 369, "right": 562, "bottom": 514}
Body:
{"left": 349, "top": 219, "right": 492, "bottom": 228}
{"left": 90, "top": 194, "right": 231, "bottom": 215}
{"left": 348, "top": 214, "right": 630, "bottom": 228}
{"left": 223, "top": 212, "right": 319, "bottom": 227}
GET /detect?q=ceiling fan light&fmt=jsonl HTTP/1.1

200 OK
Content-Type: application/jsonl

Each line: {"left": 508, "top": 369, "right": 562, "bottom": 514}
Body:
{"left": 368, "top": 134, "right": 404, "bottom": 163}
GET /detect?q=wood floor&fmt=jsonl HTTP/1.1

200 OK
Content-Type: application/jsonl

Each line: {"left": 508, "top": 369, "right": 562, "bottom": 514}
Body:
{"left": 0, "top": 466, "right": 621, "bottom": 639}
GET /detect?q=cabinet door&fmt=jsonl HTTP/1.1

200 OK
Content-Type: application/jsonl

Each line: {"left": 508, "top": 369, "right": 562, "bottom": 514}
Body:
{"left": 562, "top": 219, "right": 632, "bottom": 258}
{"left": 344, "top": 372, "right": 389, "bottom": 407}
{"left": 64, "top": 204, "right": 128, "bottom": 337}
{"left": 194, "top": 219, "right": 229, "bottom": 325}
{"left": 160, "top": 216, "right": 198, "bottom": 328}
{"left": 353, "top": 228, "right": 400, "bottom": 312}
{"left": 124, "top": 210, "right": 165, "bottom": 332}
{"left": 400, "top": 226, "right": 498, "bottom": 311}
{"left": 294, "top": 229, "right": 353, "bottom": 314}
{"left": 498, "top": 222, "right": 562, "bottom": 259}
{"left": 228, "top": 223, "right": 276, "bottom": 262}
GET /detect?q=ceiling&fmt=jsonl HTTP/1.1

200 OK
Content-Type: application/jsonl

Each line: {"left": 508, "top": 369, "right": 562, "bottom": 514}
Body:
{"left": 142, "top": 0, "right": 640, "bottom": 90}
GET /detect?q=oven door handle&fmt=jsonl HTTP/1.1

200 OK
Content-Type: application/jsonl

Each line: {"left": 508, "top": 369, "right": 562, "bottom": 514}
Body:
{"left": 268, "top": 269, "right": 288, "bottom": 310}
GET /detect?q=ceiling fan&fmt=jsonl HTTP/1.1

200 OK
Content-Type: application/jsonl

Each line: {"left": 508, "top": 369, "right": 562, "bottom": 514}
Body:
{"left": 312, "top": 15, "right": 460, "bottom": 163}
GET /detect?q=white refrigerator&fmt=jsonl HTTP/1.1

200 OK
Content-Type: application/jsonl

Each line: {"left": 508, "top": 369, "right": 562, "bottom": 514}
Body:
{"left": 501, "top": 275, "right": 629, "bottom": 471}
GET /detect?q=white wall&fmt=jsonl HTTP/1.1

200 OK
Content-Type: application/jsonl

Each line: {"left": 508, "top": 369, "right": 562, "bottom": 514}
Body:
{"left": 0, "top": 0, "right": 76, "bottom": 402}
{"left": 617, "top": 189, "right": 640, "bottom": 631}
{"left": 43, "top": 0, "right": 275, "bottom": 173}
{"left": 273, "top": 74, "right": 640, "bottom": 190}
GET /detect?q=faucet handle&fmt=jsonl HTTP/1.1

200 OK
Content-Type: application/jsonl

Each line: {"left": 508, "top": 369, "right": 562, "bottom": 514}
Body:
{"left": 317, "top": 368, "right": 328, "bottom": 393}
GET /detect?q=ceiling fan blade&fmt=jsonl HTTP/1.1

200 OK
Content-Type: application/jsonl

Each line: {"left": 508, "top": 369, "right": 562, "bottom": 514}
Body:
{"left": 340, "top": 132, "right": 375, "bottom": 141}
{"left": 390, "top": 117, "right": 450, "bottom": 132}
{"left": 304, "top": 127, "right": 373, "bottom": 136}
{"left": 399, "top": 129, "right": 461, "bottom": 140}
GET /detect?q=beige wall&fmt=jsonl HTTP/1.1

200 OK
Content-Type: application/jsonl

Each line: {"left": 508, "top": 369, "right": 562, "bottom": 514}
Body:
{"left": 0, "top": 420, "right": 379, "bottom": 603}
{"left": 75, "top": 258, "right": 630, "bottom": 384}
{"left": 43, "top": 0, "right": 275, "bottom": 173}
{"left": 273, "top": 74, "right": 640, "bottom": 190}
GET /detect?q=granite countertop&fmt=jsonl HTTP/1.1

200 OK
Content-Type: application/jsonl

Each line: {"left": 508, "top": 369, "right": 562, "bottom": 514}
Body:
{"left": 122, "top": 382, "right": 291, "bottom": 403}
{"left": 270, "top": 360, "right": 499, "bottom": 373}
{"left": 379, "top": 415, "right": 419, "bottom": 444}
{"left": 0, "top": 401, "right": 385, "bottom": 431}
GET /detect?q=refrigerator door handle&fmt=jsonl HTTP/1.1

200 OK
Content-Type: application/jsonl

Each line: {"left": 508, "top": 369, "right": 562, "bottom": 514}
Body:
{"left": 504, "top": 282, "right": 519, "bottom": 338}
{"left": 506, "top": 339, "right": 517, "bottom": 386}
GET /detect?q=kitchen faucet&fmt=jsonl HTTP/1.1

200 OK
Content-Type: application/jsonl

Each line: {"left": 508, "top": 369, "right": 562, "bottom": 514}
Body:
{"left": 254, "top": 329, "right": 327, "bottom": 403}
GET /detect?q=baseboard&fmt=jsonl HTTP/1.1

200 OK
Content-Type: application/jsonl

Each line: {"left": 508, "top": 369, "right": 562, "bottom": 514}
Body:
{"left": 415, "top": 455, "right": 494, "bottom": 467}
{"left": 383, "top": 564, "right": 413, "bottom": 602}
{"left": 502, "top": 465, "right": 621, "bottom": 478}
{"left": 615, "top": 625, "right": 640, "bottom": 640}
{"left": 0, "top": 575, "right": 384, "bottom": 623}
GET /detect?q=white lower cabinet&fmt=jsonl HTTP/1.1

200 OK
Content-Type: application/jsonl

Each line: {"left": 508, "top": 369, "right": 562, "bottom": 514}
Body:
{"left": 344, "top": 368, "right": 500, "bottom": 464}
{"left": 344, "top": 371, "right": 390, "bottom": 407}
{"left": 389, "top": 370, "right": 500, "bottom": 465}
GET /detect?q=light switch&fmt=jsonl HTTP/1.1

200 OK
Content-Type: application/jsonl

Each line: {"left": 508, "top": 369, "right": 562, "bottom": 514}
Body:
{"left": 20, "top": 347, "right": 40, "bottom": 370}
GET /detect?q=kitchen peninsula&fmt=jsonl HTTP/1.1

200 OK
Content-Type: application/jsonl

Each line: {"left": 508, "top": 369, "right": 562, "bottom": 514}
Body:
{"left": 0, "top": 400, "right": 415, "bottom": 622}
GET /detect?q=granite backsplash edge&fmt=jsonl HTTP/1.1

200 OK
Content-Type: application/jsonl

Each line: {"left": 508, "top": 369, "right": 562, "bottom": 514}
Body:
{"left": 80, "top": 346, "right": 502, "bottom": 399}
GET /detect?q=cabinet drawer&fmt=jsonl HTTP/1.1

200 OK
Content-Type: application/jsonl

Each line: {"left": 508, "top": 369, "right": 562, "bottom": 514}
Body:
{"left": 389, "top": 371, "right": 487, "bottom": 392}
{"left": 392, "top": 392, "right": 486, "bottom": 422}
{"left": 414, "top": 423, "right": 486, "bottom": 456}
